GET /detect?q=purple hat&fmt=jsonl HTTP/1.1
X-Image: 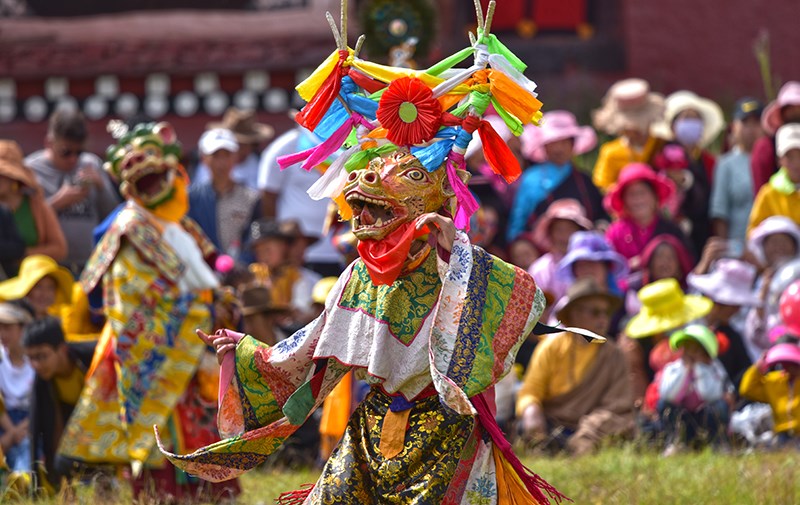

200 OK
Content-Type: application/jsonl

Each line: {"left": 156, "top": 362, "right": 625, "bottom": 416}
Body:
{"left": 686, "top": 258, "right": 762, "bottom": 307}
{"left": 765, "top": 342, "right": 800, "bottom": 368}
{"left": 748, "top": 216, "right": 800, "bottom": 265}
{"left": 556, "top": 231, "right": 628, "bottom": 282}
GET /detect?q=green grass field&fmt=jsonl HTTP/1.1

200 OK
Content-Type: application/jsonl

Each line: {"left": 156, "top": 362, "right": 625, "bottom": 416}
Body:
{"left": 6, "top": 447, "right": 799, "bottom": 504}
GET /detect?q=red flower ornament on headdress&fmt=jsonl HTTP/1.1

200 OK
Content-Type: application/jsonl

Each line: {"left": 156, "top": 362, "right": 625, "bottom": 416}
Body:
{"left": 376, "top": 76, "right": 443, "bottom": 146}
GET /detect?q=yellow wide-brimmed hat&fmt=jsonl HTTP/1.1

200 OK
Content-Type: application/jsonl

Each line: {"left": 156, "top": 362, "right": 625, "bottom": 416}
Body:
{"left": 625, "top": 278, "right": 712, "bottom": 338}
{"left": 0, "top": 255, "right": 73, "bottom": 305}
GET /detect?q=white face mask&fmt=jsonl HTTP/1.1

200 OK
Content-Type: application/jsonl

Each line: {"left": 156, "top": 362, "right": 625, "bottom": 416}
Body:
{"left": 673, "top": 117, "right": 705, "bottom": 147}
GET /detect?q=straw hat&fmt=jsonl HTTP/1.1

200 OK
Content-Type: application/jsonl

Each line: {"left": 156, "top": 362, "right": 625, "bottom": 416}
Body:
{"left": 669, "top": 324, "right": 719, "bottom": 359}
{"left": 765, "top": 342, "right": 800, "bottom": 368}
{"left": 651, "top": 91, "right": 725, "bottom": 148}
{"left": 207, "top": 108, "right": 274, "bottom": 144}
{"left": 592, "top": 78, "right": 665, "bottom": 135}
{"left": 687, "top": 259, "right": 761, "bottom": 307}
{"left": 520, "top": 110, "right": 597, "bottom": 162}
{"left": 762, "top": 81, "right": 800, "bottom": 136}
{"left": 625, "top": 278, "right": 712, "bottom": 338}
{"left": 554, "top": 278, "right": 622, "bottom": 323}
{"left": 0, "top": 140, "right": 40, "bottom": 190}
{"left": 532, "top": 199, "right": 592, "bottom": 252}
{"left": 604, "top": 163, "right": 676, "bottom": 216}
{"left": 240, "top": 284, "right": 289, "bottom": 317}
{"left": 0, "top": 255, "right": 73, "bottom": 305}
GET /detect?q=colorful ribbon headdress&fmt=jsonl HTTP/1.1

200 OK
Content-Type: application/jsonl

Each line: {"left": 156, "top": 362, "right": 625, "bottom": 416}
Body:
{"left": 278, "top": 0, "right": 544, "bottom": 230}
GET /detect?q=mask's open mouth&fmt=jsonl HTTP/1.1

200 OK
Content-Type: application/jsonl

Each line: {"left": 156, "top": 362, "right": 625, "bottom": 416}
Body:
{"left": 127, "top": 162, "right": 175, "bottom": 205}
{"left": 346, "top": 191, "right": 405, "bottom": 233}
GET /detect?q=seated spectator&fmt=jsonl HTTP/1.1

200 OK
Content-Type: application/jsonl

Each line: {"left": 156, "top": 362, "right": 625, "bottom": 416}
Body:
{"left": 188, "top": 128, "right": 261, "bottom": 258}
{"left": 748, "top": 124, "right": 800, "bottom": 231}
{"left": 658, "top": 325, "right": 733, "bottom": 456}
{"left": 710, "top": 98, "right": 765, "bottom": 254}
{"left": 507, "top": 232, "right": 541, "bottom": 270}
{"left": 751, "top": 81, "right": 800, "bottom": 193}
{"left": 0, "top": 255, "right": 72, "bottom": 320}
{"left": 604, "top": 163, "right": 688, "bottom": 271}
{"left": 556, "top": 231, "right": 627, "bottom": 296}
{"left": 517, "top": 279, "right": 634, "bottom": 455}
{"left": 740, "top": 341, "right": 800, "bottom": 448}
{"left": 239, "top": 284, "right": 290, "bottom": 346}
{"left": 0, "top": 302, "right": 34, "bottom": 472}
{"left": 651, "top": 91, "right": 725, "bottom": 253}
{"left": 687, "top": 259, "right": 759, "bottom": 390}
{"left": 25, "top": 108, "right": 119, "bottom": 274}
{"left": 620, "top": 278, "right": 713, "bottom": 411}
{"left": 192, "top": 108, "right": 274, "bottom": 190}
{"left": 508, "top": 110, "right": 602, "bottom": 241}
{"left": 743, "top": 216, "right": 800, "bottom": 358}
{"left": 528, "top": 199, "right": 592, "bottom": 306}
{"left": 592, "top": 79, "right": 666, "bottom": 192}
{"left": 23, "top": 317, "right": 95, "bottom": 488}
{"left": 0, "top": 140, "right": 67, "bottom": 272}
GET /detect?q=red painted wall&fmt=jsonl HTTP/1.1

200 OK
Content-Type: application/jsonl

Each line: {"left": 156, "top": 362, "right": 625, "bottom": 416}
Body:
{"left": 624, "top": 0, "right": 800, "bottom": 100}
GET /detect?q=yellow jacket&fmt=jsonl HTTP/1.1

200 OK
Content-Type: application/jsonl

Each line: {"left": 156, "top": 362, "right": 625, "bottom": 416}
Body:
{"left": 747, "top": 169, "right": 800, "bottom": 234}
{"left": 739, "top": 364, "right": 800, "bottom": 434}
{"left": 592, "top": 136, "right": 663, "bottom": 192}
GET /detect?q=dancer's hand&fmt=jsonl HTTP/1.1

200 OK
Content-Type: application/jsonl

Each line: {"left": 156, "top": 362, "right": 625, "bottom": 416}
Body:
{"left": 416, "top": 213, "right": 455, "bottom": 252}
{"left": 197, "top": 329, "right": 236, "bottom": 365}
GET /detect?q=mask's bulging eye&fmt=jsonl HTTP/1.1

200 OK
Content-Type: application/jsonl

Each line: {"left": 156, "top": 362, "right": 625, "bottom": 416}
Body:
{"left": 406, "top": 169, "right": 425, "bottom": 181}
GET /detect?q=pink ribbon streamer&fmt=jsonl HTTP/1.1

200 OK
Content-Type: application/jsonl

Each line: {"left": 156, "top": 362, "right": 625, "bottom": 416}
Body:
{"left": 277, "top": 114, "right": 373, "bottom": 171}
{"left": 445, "top": 153, "right": 479, "bottom": 231}
{"left": 217, "top": 329, "right": 245, "bottom": 410}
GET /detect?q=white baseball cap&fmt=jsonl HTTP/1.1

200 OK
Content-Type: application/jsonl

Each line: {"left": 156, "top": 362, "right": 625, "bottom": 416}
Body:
{"left": 198, "top": 128, "right": 239, "bottom": 156}
{"left": 776, "top": 124, "right": 800, "bottom": 158}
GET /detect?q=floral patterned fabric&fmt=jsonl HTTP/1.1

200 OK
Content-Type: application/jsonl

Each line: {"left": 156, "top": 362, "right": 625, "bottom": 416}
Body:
{"left": 161, "top": 231, "right": 548, "bottom": 503}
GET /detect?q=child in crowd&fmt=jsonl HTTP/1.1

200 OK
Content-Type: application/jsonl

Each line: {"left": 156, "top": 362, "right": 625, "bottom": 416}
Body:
{"left": 507, "top": 232, "right": 541, "bottom": 270}
{"left": 748, "top": 124, "right": 800, "bottom": 231}
{"left": 0, "top": 302, "right": 34, "bottom": 472}
{"left": 751, "top": 81, "right": 800, "bottom": 191}
{"left": 0, "top": 255, "right": 73, "bottom": 320}
{"left": 658, "top": 325, "right": 733, "bottom": 455}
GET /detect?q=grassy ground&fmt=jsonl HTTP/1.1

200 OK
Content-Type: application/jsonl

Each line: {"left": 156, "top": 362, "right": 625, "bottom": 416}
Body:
{"left": 6, "top": 446, "right": 799, "bottom": 504}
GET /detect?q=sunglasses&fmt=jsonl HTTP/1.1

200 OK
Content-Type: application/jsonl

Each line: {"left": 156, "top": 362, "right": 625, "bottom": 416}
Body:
{"left": 56, "top": 147, "right": 83, "bottom": 158}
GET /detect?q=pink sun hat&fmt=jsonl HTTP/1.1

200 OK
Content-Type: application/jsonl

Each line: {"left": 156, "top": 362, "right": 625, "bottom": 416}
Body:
{"left": 520, "top": 110, "right": 597, "bottom": 162}
{"left": 762, "top": 81, "right": 800, "bottom": 136}
{"left": 765, "top": 342, "right": 800, "bottom": 368}
{"left": 604, "top": 163, "right": 676, "bottom": 216}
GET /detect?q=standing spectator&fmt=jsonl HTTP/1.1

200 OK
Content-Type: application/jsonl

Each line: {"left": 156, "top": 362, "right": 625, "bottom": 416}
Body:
{"left": 0, "top": 302, "right": 35, "bottom": 472}
{"left": 592, "top": 79, "right": 666, "bottom": 192}
{"left": 751, "top": 81, "right": 800, "bottom": 193}
{"left": 0, "top": 255, "right": 73, "bottom": 320}
{"left": 748, "top": 124, "right": 800, "bottom": 231}
{"left": 528, "top": 199, "right": 593, "bottom": 306}
{"left": 687, "top": 259, "right": 760, "bottom": 389}
{"left": 651, "top": 91, "right": 725, "bottom": 254}
{"left": 658, "top": 325, "right": 732, "bottom": 455}
{"left": 709, "top": 98, "right": 764, "bottom": 253}
{"left": 188, "top": 128, "right": 261, "bottom": 258}
{"left": 508, "top": 110, "right": 603, "bottom": 241}
{"left": 23, "top": 317, "right": 95, "bottom": 488}
{"left": 258, "top": 127, "right": 343, "bottom": 277}
{"left": 517, "top": 279, "right": 634, "bottom": 455}
{"left": 24, "top": 108, "right": 119, "bottom": 274}
{"left": 191, "top": 108, "right": 274, "bottom": 190}
{"left": 0, "top": 140, "right": 67, "bottom": 272}
{"left": 604, "top": 163, "right": 687, "bottom": 271}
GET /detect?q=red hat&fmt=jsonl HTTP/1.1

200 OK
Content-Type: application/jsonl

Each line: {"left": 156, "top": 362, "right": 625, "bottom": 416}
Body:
{"left": 604, "top": 163, "right": 676, "bottom": 217}
{"left": 532, "top": 199, "right": 592, "bottom": 252}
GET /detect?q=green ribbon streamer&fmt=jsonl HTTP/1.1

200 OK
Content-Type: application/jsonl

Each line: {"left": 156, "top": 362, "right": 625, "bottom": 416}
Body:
{"left": 424, "top": 46, "right": 474, "bottom": 77}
